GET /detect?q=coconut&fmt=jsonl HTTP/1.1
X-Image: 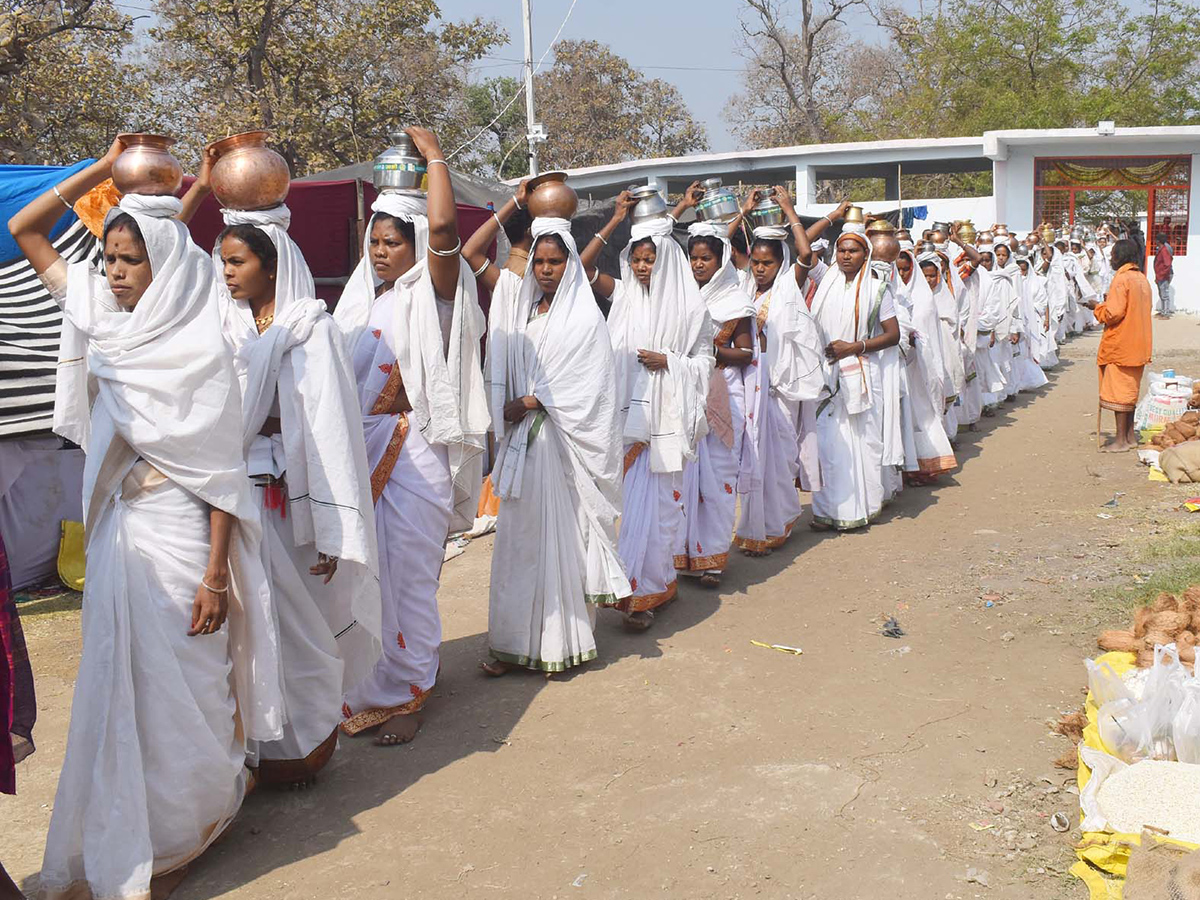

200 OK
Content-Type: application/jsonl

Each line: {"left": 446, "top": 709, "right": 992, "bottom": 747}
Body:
{"left": 1098, "top": 630, "right": 1139, "bottom": 653}
{"left": 1153, "top": 593, "right": 1180, "bottom": 613}
{"left": 1137, "top": 647, "right": 1158, "bottom": 668}
{"left": 1142, "top": 629, "right": 1175, "bottom": 650}
{"left": 1134, "top": 605, "right": 1155, "bottom": 638}
{"left": 1178, "top": 631, "right": 1198, "bottom": 651}
{"left": 1148, "top": 610, "right": 1190, "bottom": 634}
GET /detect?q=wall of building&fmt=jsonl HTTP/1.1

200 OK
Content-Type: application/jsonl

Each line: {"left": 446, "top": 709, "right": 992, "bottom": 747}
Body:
{"left": 993, "top": 140, "right": 1199, "bottom": 311}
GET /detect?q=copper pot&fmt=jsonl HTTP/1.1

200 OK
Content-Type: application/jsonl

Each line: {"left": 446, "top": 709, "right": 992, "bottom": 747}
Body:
{"left": 111, "top": 133, "right": 183, "bottom": 196}
{"left": 207, "top": 131, "right": 290, "bottom": 211}
{"left": 526, "top": 170, "right": 577, "bottom": 219}
{"left": 929, "top": 220, "right": 951, "bottom": 244}
{"left": 895, "top": 228, "right": 912, "bottom": 243}
{"left": 866, "top": 219, "right": 899, "bottom": 263}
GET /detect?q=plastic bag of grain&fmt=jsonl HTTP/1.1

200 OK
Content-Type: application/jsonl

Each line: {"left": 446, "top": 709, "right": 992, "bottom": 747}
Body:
{"left": 1088, "top": 657, "right": 1135, "bottom": 707}
{"left": 1098, "top": 644, "right": 1189, "bottom": 762}
{"left": 1174, "top": 679, "right": 1200, "bottom": 764}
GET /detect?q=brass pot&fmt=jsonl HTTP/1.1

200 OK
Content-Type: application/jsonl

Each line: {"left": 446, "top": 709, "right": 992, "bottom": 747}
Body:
{"left": 526, "top": 170, "right": 577, "bottom": 219}
{"left": 957, "top": 220, "right": 977, "bottom": 244}
{"left": 207, "top": 131, "right": 291, "bottom": 211}
{"left": 1040, "top": 224, "right": 1056, "bottom": 243}
{"left": 844, "top": 205, "right": 865, "bottom": 226}
{"left": 111, "top": 133, "right": 183, "bottom": 196}
{"left": 868, "top": 229, "right": 900, "bottom": 263}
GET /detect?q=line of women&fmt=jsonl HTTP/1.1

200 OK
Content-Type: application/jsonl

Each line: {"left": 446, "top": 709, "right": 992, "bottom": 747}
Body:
{"left": 6, "top": 129, "right": 1076, "bottom": 899}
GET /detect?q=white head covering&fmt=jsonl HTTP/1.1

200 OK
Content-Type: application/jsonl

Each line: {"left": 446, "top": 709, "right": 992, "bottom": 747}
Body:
{"left": 54, "top": 192, "right": 284, "bottom": 739}
{"left": 688, "top": 221, "right": 755, "bottom": 323}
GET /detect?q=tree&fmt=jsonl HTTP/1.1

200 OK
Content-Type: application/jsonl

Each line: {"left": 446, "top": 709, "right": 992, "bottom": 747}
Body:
{"left": 148, "top": 0, "right": 505, "bottom": 175}
{"left": 461, "top": 76, "right": 529, "bottom": 180}
{"left": 529, "top": 39, "right": 708, "bottom": 171}
{"left": 726, "top": 0, "right": 873, "bottom": 148}
{"left": 0, "top": 0, "right": 146, "bottom": 163}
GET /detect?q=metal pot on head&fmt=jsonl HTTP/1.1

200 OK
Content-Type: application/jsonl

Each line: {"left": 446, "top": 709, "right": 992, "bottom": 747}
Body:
{"left": 956, "top": 220, "right": 977, "bottom": 245}
{"left": 629, "top": 184, "right": 668, "bottom": 224}
{"left": 695, "top": 178, "right": 740, "bottom": 223}
{"left": 526, "top": 171, "right": 577, "bottom": 219}
{"left": 929, "top": 221, "right": 951, "bottom": 245}
{"left": 207, "top": 131, "right": 290, "bottom": 211}
{"left": 111, "top": 133, "right": 184, "bottom": 196}
{"left": 373, "top": 131, "right": 427, "bottom": 192}
{"left": 866, "top": 218, "right": 900, "bottom": 263}
{"left": 748, "top": 194, "right": 784, "bottom": 229}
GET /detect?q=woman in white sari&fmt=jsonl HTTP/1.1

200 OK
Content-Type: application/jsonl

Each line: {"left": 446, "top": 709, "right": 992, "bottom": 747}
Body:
{"left": 897, "top": 248, "right": 957, "bottom": 482}
{"left": 1018, "top": 253, "right": 1059, "bottom": 369}
{"left": 1006, "top": 248, "right": 1049, "bottom": 392}
{"left": 9, "top": 139, "right": 282, "bottom": 899}
{"left": 732, "top": 189, "right": 827, "bottom": 554}
{"left": 202, "top": 202, "right": 380, "bottom": 783}
{"left": 470, "top": 206, "right": 630, "bottom": 673}
{"left": 808, "top": 226, "right": 902, "bottom": 531}
{"left": 667, "top": 184, "right": 755, "bottom": 586}
{"left": 581, "top": 191, "right": 714, "bottom": 630}
{"left": 333, "top": 127, "right": 488, "bottom": 744}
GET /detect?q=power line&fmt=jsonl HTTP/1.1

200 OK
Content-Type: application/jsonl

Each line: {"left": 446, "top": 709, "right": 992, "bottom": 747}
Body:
{"left": 447, "top": 0, "right": 581, "bottom": 161}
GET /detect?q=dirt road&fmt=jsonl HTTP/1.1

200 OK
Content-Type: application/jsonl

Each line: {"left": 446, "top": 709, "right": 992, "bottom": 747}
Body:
{"left": 9, "top": 318, "right": 1200, "bottom": 900}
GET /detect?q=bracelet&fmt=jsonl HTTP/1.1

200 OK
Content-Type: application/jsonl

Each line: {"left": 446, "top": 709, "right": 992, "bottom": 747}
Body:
{"left": 589, "top": 268, "right": 600, "bottom": 286}
{"left": 790, "top": 221, "right": 805, "bottom": 230}
{"left": 512, "top": 195, "right": 522, "bottom": 211}
{"left": 820, "top": 215, "right": 831, "bottom": 226}
{"left": 52, "top": 185, "right": 73, "bottom": 211}
{"left": 667, "top": 213, "right": 678, "bottom": 224}
{"left": 796, "top": 258, "right": 814, "bottom": 269}
{"left": 428, "top": 237, "right": 462, "bottom": 258}
{"left": 426, "top": 158, "right": 448, "bottom": 169}
{"left": 201, "top": 578, "right": 228, "bottom": 594}
{"left": 595, "top": 232, "right": 608, "bottom": 245}
{"left": 860, "top": 340, "right": 867, "bottom": 355}
{"left": 493, "top": 211, "right": 504, "bottom": 229}
{"left": 472, "top": 258, "right": 491, "bottom": 277}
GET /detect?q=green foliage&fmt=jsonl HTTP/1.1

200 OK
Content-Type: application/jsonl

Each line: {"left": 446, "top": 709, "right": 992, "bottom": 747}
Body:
{"left": 147, "top": 0, "right": 506, "bottom": 174}
{"left": 0, "top": 0, "right": 147, "bottom": 163}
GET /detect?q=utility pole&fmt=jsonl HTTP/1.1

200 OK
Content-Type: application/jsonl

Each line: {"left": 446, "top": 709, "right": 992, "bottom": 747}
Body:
{"left": 521, "top": 0, "right": 546, "bottom": 176}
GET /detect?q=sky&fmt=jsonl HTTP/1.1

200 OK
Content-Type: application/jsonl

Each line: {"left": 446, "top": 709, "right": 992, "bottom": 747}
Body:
{"left": 447, "top": 0, "right": 897, "bottom": 153}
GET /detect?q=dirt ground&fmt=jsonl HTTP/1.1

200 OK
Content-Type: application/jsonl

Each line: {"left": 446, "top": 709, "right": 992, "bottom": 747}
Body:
{"left": 8, "top": 317, "right": 1200, "bottom": 900}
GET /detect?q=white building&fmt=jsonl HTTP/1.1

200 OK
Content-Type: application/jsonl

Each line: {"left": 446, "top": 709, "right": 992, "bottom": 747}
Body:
{"left": 521, "top": 126, "right": 1200, "bottom": 308}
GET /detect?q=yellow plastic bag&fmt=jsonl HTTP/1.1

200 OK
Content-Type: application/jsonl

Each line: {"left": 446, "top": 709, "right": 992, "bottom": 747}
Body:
{"left": 57, "top": 520, "right": 85, "bottom": 591}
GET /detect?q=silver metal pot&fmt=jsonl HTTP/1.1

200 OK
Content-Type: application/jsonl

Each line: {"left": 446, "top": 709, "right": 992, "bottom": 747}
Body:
{"left": 696, "top": 177, "right": 740, "bottom": 223}
{"left": 629, "top": 184, "right": 668, "bottom": 224}
{"left": 373, "top": 131, "right": 427, "bottom": 191}
{"left": 748, "top": 196, "right": 784, "bottom": 228}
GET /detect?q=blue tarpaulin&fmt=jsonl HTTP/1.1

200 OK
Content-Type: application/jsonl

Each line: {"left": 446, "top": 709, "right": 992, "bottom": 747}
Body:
{"left": 0, "top": 160, "right": 94, "bottom": 265}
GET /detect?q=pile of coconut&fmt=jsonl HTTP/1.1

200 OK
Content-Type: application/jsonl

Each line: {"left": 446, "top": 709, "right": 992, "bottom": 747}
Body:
{"left": 1147, "top": 411, "right": 1200, "bottom": 450}
{"left": 1097, "top": 589, "right": 1200, "bottom": 668}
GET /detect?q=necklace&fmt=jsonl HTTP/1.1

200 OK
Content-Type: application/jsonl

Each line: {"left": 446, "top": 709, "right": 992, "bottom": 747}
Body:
{"left": 255, "top": 312, "right": 274, "bottom": 334}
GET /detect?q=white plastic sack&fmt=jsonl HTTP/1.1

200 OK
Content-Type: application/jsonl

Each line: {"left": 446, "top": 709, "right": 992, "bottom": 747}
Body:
{"left": 1079, "top": 743, "right": 1128, "bottom": 833}
{"left": 1087, "top": 657, "right": 1134, "bottom": 707}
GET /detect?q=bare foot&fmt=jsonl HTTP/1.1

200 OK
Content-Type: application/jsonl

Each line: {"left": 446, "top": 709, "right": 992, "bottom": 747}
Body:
{"left": 623, "top": 610, "right": 654, "bottom": 632}
{"left": 699, "top": 572, "right": 720, "bottom": 588}
{"left": 150, "top": 866, "right": 188, "bottom": 900}
{"left": 375, "top": 712, "right": 422, "bottom": 746}
{"left": 809, "top": 520, "right": 831, "bottom": 532}
{"left": 480, "top": 659, "right": 512, "bottom": 678}
{"left": 1100, "top": 441, "right": 1135, "bottom": 453}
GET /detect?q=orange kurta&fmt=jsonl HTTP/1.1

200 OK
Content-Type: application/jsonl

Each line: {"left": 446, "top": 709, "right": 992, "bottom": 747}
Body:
{"left": 1094, "top": 264, "right": 1153, "bottom": 412}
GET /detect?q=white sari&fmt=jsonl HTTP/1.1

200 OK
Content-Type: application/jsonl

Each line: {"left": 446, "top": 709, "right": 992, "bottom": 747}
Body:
{"left": 734, "top": 232, "right": 825, "bottom": 552}
{"left": 808, "top": 240, "right": 898, "bottom": 530}
{"left": 608, "top": 218, "right": 714, "bottom": 611}
{"left": 1009, "top": 263, "right": 1050, "bottom": 391}
{"left": 41, "top": 195, "right": 282, "bottom": 900}
{"left": 333, "top": 193, "right": 488, "bottom": 732}
{"left": 677, "top": 222, "right": 755, "bottom": 573}
{"left": 213, "top": 205, "right": 379, "bottom": 773}
{"left": 486, "top": 219, "right": 630, "bottom": 669}
{"left": 897, "top": 253, "right": 957, "bottom": 476}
